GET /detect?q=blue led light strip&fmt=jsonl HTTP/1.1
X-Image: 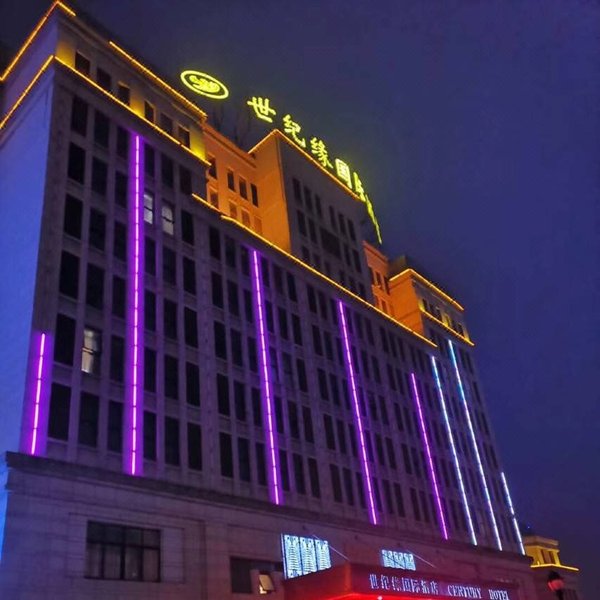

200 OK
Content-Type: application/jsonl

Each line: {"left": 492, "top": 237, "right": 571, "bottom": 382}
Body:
{"left": 337, "top": 300, "right": 378, "bottom": 525}
{"left": 448, "top": 340, "right": 502, "bottom": 550}
{"left": 500, "top": 471, "right": 525, "bottom": 554}
{"left": 431, "top": 356, "right": 477, "bottom": 545}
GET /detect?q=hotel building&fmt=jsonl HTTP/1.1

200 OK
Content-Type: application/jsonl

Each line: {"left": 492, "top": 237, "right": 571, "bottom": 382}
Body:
{"left": 0, "top": 3, "right": 544, "bottom": 599}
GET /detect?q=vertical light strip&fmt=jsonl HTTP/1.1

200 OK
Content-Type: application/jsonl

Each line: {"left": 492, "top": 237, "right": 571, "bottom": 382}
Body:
{"left": 251, "top": 250, "right": 282, "bottom": 505}
{"left": 409, "top": 372, "right": 449, "bottom": 539}
{"left": 431, "top": 357, "right": 477, "bottom": 545}
{"left": 29, "top": 332, "right": 47, "bottom": 455}
{"left": 448, "top": 341, "right": 502, "bottom": 550}
{"left": 126, "top": 134, "right": 144, "bottom": 476}
{"left": 500, "top": 471, "right": 525, "bottom": 554}
{"left": 337, "top": 300, "right": 378, "bottom": 525}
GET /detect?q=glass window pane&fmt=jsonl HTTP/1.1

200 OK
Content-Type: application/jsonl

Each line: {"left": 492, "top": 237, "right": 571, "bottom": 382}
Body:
{"left": 104, "top": 544, "right": 122, "bottom": 579}
{"left": 143, "top": 548, "right": 160, "bottom": 582}
{"left": 85, "top": 542, "right": 103, "bottom": 578}
{"left": 124, "top": 546, "right": 143, "bottom": 580}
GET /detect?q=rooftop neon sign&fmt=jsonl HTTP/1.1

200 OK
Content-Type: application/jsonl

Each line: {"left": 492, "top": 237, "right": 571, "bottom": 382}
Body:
{"left": 247, "top": 96, "right": 382, "bottom": 243}
{"left": 181, "top": 70, "right": 229, "bottom": 99}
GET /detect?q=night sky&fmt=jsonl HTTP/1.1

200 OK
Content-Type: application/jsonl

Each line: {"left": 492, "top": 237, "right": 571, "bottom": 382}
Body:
{"left": 2, "top": 0, "right": 598, "bottom": 596}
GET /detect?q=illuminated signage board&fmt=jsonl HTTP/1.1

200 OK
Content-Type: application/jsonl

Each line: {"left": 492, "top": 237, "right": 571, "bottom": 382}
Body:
{"left": 178, "top": 66, "right": 382, "bottom": 242}
{"left": 364, "top": 569, "right": 513, "bottom": 599}
{"left": 281, "top": 534, "right": 331, "bottom": 579}
{"left": 381, "top": 549, "right": 416, "bottom": 570}
{"left": 180, "top": 70, "right": 229, "bottom": 99}
{"left": 247, "top": 96, "right": 382, "bottom": 243}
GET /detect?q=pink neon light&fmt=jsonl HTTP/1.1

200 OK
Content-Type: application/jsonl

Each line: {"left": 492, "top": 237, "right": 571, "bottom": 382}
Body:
{"left": 251, "top": 250, "right": 282, "bottom": 505}
{"left": 337, "top": 301, "right": 378, "bottom": 525}
{"left": 30, "top": 332, "right": 46, "bottom": 455}
{"left": 128, "top": 134, "right": 143, "bottom": 476}
{"left": 410, "top": 372, "right": 448, "bottom": 539}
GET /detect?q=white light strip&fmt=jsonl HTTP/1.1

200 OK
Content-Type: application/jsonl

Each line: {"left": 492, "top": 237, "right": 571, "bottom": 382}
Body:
{"left": 448, "top": 341, "right": 502, "bottom": 550}
{"left": 500, "top": 471, "right": 525, "bottom": 554}
{"left": 431, "top": 356, "right": 477, "bottom": 545}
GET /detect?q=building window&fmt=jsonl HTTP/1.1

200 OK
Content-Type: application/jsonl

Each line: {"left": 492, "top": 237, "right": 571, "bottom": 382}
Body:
{"left": 91, "top": 158, "right": 108, "bottom": 195}
{"left": 75, "top": 51, "right": 90, "bottom": 75}
{"left": 48, "top": 383, "right": 70, "bottom": 440}
{"left": 117, "top": 82, "right": 130, "bottom": 105}
{"left": 227, "top": 169, "right": 235, "bottom": 191}
{"left": 78, "top": 392, "right": 99, "bottom": 447}
{"left": 71, "top": 96, "right": 88, "bottom": 136}
{"left": 164, "top": 417, "right": 180, "bottom": 465}
{"left": 144, "top": 412, "right": 157, "bottom": 460}
{"left": 161, "top": 201, "right": 175, "bottom": 235}
{"left": 281, "top": 534, "right": 331, "bottom": 579}
{"left": 107, "top": 401, "right": 123, "bottom": 452}
{"left": 251, "top": 183, "right": 259, "bottom": 207}
{"left": 59, "top": 251, "right": 79, "bottom": 299}
{"left": 81, "top": 327, "right": 101, "bottom": 375}
{"left": 86, "top": 264, "right": 104, "bottom": 309}
{"left": 85, "top": 521, "right": 160, "bottom": 581}
{"left": 159, "top": 113, "right": 173, "bottom": 135}
{"left": 161, "top": 154, "right": 174, "bottom": 188}
{"left": 93, "top": 111, "right": 110, "bottom": 148}
{"left": 54, "top": 314, "right": 76, "bottom": 365}
{"left": 144, "top": 191, "right": 154, "bottom": 224}
{"left": 96, "top": 67, "right": 111, "bottom": 91}
{"left": 117, "top": 126, "right": 129, "bottom": 159}
{"left": 64, "top": 194, "right": 83, "bottom": 238}
{"left": 173, "top": 126, "right": 190, "bottom": 150}
{"left": 208, "top": 155, "right": 217, "bottom": 178}
{"left": 67, "top": 143, "right": 86, "bottom": 183}
{"left": 239, "top": 177, "right": 248, "bottom": 199}
{"left": 144, "top": 101, "right": 155, "bottom": 122}
{"left": 187, "top": 423, "right": 202, "bottom": 470}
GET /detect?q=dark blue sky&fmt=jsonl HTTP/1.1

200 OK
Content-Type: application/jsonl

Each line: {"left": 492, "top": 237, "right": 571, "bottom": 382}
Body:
{"left": 2, "top": 0, "right": 598, "bottom": 595}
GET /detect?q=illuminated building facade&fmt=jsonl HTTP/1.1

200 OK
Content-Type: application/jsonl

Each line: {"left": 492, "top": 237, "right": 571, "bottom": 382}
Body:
{"left": 0, "top": 3, "right": 543, "bottom": 599}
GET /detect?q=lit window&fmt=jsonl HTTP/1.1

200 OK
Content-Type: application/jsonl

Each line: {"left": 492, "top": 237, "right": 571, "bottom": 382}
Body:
{"left": 258, "top": 573, "right": 275, "bottom": 594}
{"left": 281, "top": 534, "right": 331, "bottom": 579}
{"left": 81, "top": 327, "right": 101, "bottom": 375}
{"left": 144, "top": 191, "right": 154, "bottom": 224}
{"left": 162, "top": 201, "right": 175, "bottom": 235}
{"left": 380, "top": 549, "right": 416, "bottom": 570}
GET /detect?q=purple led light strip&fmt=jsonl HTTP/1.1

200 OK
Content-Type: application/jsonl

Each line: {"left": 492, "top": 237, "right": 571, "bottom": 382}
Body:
{"left": 251, "top": 250, "right": 282, "bottom": 505}
{"left": 126, "top": 134, "right": 144, "bottom": 476}
{"left": 448, "top": 340, "right": 502, "bottom": 550}
{"left": 409, "top": 372, "right": 448, "bottom": 539}
{"left": 431, "top": 356, "right": 477, "bottom": 546}
{"left": 337, "top": 300, "right": 378, "bottom": 525}
{"left": 29, "top": 332, "right": 47, "bottom": 455}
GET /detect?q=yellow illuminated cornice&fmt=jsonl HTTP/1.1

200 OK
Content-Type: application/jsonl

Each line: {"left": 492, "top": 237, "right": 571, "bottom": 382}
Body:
{"left": 390, "top": 268, "right": 465, "bottom": 312}
{"left": 0, "top": 1, "right": 75, "bottom": 82}
{"left": 54, "top": 57, "right": 209, "bottom": 165}
{"left": 0, "top": 56, "right": 54, "bottom": 130}
{"left": 0, "top": 54, "right": 209, "bottom": 167}
{"left": 531, "top": 564, "right": 579, "bottom": 572}
{"left": 215, "top": 214, "right": 435, "bottom": 349}
{"left": 421, "top": 310, "right": 474, "bottom": 347}
{"left": 109, "top": 42, "right": 207, "bottom": 120}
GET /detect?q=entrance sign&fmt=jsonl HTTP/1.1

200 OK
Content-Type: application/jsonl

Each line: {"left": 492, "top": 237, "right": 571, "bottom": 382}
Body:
{"left": 180, "top": 70, "right": 229, "bottom": 99}
{"left": 283, "top": 563, "right": 517, "bottom": 600}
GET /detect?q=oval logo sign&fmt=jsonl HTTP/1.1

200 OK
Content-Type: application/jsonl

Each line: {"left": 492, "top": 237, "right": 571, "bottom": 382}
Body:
{"left": 180, "top": 70, "right": 229, "bottom": 99}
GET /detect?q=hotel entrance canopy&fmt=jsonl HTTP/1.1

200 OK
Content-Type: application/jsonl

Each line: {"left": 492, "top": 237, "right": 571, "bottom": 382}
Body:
{"left": 283, "top": 563, "right": 517, "bottom": 600}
